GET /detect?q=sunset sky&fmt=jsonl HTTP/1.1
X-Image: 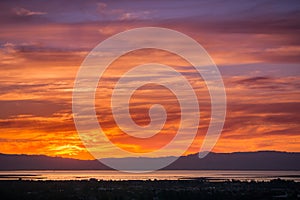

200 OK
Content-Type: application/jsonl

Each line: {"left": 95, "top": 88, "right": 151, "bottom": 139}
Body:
{"left": 0, "top": 0, "right": 299, "bottom": 160}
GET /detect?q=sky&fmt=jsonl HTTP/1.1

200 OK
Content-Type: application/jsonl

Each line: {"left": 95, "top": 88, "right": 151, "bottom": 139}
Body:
{"left": 0, "top": 0, "right": 299, "bottom": 160}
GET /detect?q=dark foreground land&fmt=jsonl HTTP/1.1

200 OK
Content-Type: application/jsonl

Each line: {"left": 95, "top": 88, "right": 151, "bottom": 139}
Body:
{"left": 0, "top": 179, "right": 299, "bottom": 200}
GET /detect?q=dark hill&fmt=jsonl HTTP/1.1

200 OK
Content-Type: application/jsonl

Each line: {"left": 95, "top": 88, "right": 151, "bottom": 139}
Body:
{"left": 0, "top": 151, "right": 299, "bottom": 170}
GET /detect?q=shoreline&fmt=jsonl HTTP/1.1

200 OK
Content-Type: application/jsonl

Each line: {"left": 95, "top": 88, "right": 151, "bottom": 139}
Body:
{"left": 0, "top": 179, "right": 299, "bottom": 199}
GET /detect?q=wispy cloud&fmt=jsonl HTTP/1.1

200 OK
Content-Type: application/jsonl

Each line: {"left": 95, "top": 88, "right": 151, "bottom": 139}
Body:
{"left": 12, "top": 7, "right": 47, "bottom": 16}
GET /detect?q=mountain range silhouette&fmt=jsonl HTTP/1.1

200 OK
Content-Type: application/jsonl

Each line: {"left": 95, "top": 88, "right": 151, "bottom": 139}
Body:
{"left": 0, "top": 151, "right": 299, "bottom": 170}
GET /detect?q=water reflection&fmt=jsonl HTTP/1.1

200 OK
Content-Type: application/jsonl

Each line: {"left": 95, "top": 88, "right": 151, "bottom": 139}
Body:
{"left": 0, "top": 170, "right": 299, "bottom": 182}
